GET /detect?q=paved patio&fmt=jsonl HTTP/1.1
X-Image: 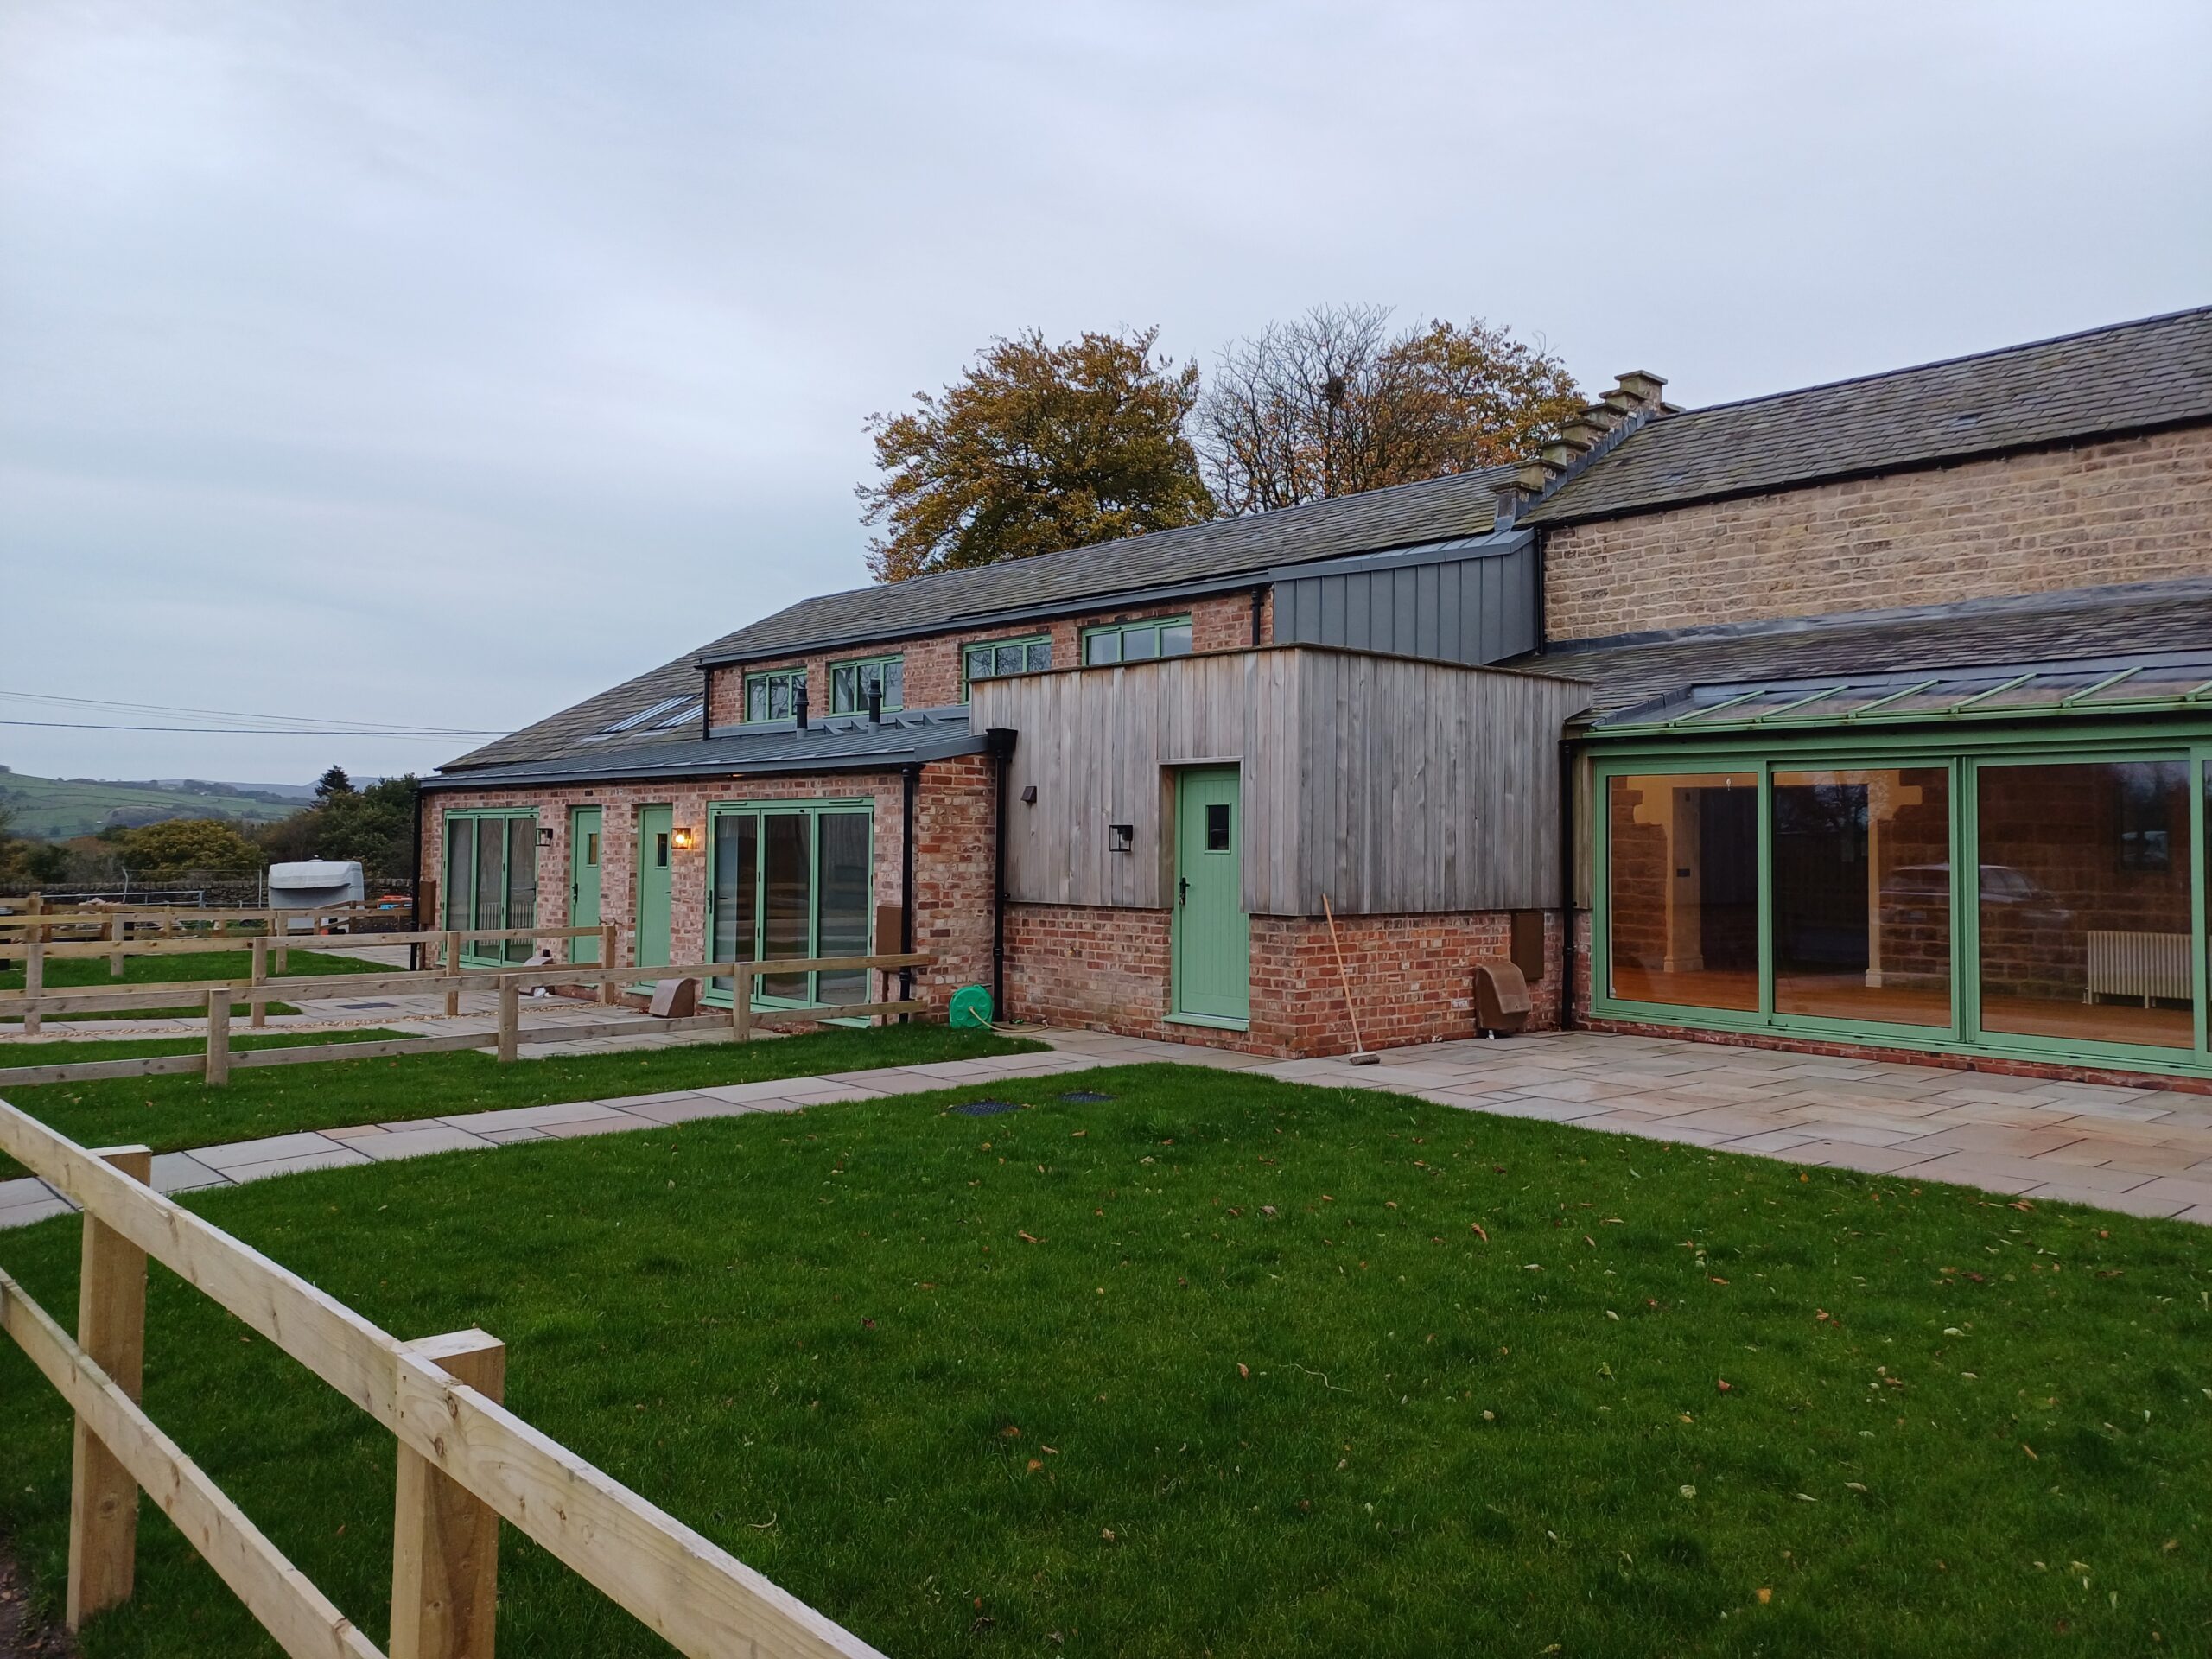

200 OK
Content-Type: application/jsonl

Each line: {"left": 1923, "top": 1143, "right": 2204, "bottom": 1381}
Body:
{"left": 4, "top": 1027, "right": 2211, "bottom": 1230}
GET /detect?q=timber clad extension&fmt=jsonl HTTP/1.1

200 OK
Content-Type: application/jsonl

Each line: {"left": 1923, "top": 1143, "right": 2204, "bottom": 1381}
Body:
{"left": 426, "top": 305, "right": 2212, "bottom": 1081}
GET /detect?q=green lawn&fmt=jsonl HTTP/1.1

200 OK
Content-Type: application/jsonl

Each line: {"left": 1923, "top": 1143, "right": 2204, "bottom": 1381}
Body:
{"left": 0, "top": 1023, "right": 1040, "bottom": 1174}
{"left": 3, "top": 948, "right": 381, "bottom": 1021}
{"left": 0, "top": 1064, "right": 2202, "bottom": 1657}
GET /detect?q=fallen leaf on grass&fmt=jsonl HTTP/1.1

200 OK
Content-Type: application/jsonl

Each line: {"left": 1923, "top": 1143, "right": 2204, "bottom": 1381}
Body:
{"left": 1716, "top": 1379, "right": 1733, "bottom": 1393}
{"left": 1757, "top": 1587, "right": 1772, "bottom": 1605}
{"left": 1471, "top": 1221, "right": 1490, "bottom": 1242}
{"left": 2022, "top": 1443, "right": 2038, "bottom": 1461}
{"left": 1237, "top": 1363, "right": 1250, "bottom": 1379}
{"left": 1017, "top": 1230, "right": 1043, "bottom": 1244}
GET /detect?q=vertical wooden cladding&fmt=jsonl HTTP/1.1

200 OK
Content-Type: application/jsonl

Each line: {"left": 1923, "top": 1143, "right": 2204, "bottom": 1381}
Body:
{"left": 976, "top": 647, "right": 1592, "bottom": 918}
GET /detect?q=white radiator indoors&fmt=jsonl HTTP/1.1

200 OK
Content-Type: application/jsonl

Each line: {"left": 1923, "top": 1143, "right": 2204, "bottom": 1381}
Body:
{"left": 2084, "top": 930, "right": 2193, "bottom": 1004}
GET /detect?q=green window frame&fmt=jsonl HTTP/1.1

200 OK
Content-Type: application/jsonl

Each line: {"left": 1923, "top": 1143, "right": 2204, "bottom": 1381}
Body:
{"left": 1083, "top": 614, "right": 1192, "bottom": 665}
{"left": 704, "top": 798, "right": 874, "bottom": 1011}
{"left": 1588, "top": 718, "right": 2212, "bottom": 1079}
{"left": 743, "top": 668, "right": 807, "bottom": 722}
{"left": 961, "top": 635, "right": 1051, "bottom": 701}
{"left": 441, "top": 808, "right": 539, "bottom": 964}
{"left": 830, "top": 654, "right": 904, "bottom": 715}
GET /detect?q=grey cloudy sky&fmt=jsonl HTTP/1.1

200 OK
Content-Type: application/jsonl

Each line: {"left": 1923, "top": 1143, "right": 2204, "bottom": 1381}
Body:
{"left": 3, "top": 0, "right": 2206, "bottom": 785}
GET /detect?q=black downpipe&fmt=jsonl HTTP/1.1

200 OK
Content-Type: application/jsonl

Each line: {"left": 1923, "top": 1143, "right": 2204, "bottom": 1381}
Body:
{"left": 1249, "top": 583, "right": 1266, "bottom": 646}
{"left": 1557, "top": 739, "right": 1577, "bottom": 1030}
{"left": 900, "top": 764, "right": 918, "bottom": 1019}
{"left": 409, "top": 782, "right": 424, "bottom": 973}
{"left": 984, "top": 728, "right": 1018, "bottom": 1016}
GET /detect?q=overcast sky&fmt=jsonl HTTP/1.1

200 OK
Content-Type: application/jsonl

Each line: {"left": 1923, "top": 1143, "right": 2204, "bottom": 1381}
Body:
{"left": 3, "top": 0, "right": 2205, "bottom": 785}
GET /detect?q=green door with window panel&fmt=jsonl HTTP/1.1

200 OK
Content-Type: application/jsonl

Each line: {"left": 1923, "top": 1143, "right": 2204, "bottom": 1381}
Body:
{"left": 1172, "top": 766, "right": 1249, "bottom": 1023}
{"left": 569, "top": 807, "right": 602, "bottom": 961}
{"left": 636, "top": 805, "right": 673, "bottom": 972}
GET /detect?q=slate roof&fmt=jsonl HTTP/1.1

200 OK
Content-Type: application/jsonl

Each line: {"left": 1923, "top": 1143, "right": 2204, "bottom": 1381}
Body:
{"left": 441, "top": 465, "right": 1512, "bottom": 772}
{"left": 694, "top": 467, "right": 1516, "bottom": 664}
{"left": 423, "top": 708, "right": 986, "bottom": 792}
{"left": 1524, "top": 307, "right": 2212, "bottom": 526}
{"left": 1528, "top": 577, "right": 2212, "bottom": 717}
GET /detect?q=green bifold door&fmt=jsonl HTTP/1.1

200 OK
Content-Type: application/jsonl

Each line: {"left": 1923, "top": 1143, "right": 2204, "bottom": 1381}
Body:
{"left": 635, "top": 804, "right": 673, "bottom": 973}
{"left": 1172, "top": 766, "right": 1249, "bottom": 1026}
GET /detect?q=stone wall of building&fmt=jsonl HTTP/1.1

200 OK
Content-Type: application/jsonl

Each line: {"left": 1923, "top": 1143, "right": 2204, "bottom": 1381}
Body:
{"left": 704, "top": 589, "right": 1268, "bottom": 725}
{"left": 419, "top": 758, "right": 995, "bottom": 1004}
{"left": 1541, "top": 423, "right": 2212, "bottom": 641}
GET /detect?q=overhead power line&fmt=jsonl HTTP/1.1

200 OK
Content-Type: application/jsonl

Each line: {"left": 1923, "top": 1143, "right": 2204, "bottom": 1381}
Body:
{"left": 0, "top": 689, "right": 502, "bottom": 739}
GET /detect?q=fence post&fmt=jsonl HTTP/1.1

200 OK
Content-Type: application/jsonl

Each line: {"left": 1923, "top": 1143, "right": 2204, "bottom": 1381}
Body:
{"left": 600, "top": 925, "right": 619, "bottom": 1005}
{"left": 22, "top": 931, "right": 41, "bottom": 1038}
{"left": 497, "top": 979, "right": 518, "bottom": 1064}
{"left": 250, "top": 936, "right": 269, "bottom": 1030}
{"left": 444, "top": 932, "right": 461, "bottom": 1018}
{"left": 109, "top": 912, "right": 125, "bottom": 978}
{"left": 391, "top": 1329, "right": 505, "bottom": 1659}
{"left": 205, "top": 988, "right": 231, "bottom": 1087}
{"left": 65, "top": 1144, "right": 152, "bottom": 1630}
{"left": 732, "top": 963, "right": 753, "bottom": 1043}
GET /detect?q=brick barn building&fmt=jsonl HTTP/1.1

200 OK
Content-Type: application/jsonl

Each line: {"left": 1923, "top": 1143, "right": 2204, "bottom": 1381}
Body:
{"left": 422, "top": 306, "right": 2212, "bottom": 1086}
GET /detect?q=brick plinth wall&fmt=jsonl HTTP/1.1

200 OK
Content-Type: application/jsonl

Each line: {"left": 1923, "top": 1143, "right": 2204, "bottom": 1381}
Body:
{"left": 1571, "top": 906, "right": 2211, "bottom": 1095}
{"left": 420, "top": 757, "right": 994, "bottom": 1008}
{"left": 1541, "top": 424, "right": 2212, "bottom": 642}
{"left": 1006, "top": 903, "right": 1562, "bottom": 1057}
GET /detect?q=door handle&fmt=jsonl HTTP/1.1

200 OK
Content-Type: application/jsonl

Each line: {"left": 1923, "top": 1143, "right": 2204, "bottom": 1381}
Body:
{"left": 1179, "top": 876, "right": 1189, "bottom": 906}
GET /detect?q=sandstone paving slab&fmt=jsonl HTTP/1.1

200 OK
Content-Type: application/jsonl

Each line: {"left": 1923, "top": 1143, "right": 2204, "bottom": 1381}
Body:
{"left": 2024, "top": 1182, "right": 2195, "bottom": 1219}
{"left": 226, "top": 1145, "right": 372, "bottom": 1182}
{"left": 194, "top": 1131, "right": 353, "bottom": 1172}
{"left": 1788, "top": 1140, "right": 1932, "bottom": 1174}
{"left": 1713, "top": 1128, "right": 1826, "bottom": 1155}
{"left": 440, "top": 1100, "right": 631, "bottom": 1133}
{"left": 2115, "top": 1173, "right": 2212, "bottom": 1211}
{"left": 1884, "top": 1152, "right": 2045, "bottom": 1194}
{"left": 0, "top": 1177, "right": 67, "bottom": 1216}
{"left": 150, "top": 1152, "right": 227, "bottom": 1193}
{"left": 1905, "top": 1124, "right": 2093, "bottom": 1160}
{"left": 355, "top": 1124, "right": 499, "bottom": 1162}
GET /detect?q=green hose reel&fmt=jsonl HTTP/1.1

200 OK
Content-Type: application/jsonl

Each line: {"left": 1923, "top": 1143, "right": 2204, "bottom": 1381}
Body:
{"left": 948, "top": 985, "right": 995, "bottom": 1029}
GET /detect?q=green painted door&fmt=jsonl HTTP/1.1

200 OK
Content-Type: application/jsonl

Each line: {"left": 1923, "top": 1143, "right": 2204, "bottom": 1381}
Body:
{"left": 569, "top": 806, "right": 602, "bottom": 961}
{"left": 636, "top": 804, "right": 673, "bottom": 971}
{"left": 1172, "top": 766, "right": 1249, "bottom": 1023}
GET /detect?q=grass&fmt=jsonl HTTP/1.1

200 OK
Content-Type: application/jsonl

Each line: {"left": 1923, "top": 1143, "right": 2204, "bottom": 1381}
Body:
{"left": 0, "top": 1063, "right": 2203, "bottom": 1657}
{"left": 3, "top": 948, "right": 380, "bottom": 1021}
{"left": 0, "top": 1023, "right": 1040, "bottom": 1175}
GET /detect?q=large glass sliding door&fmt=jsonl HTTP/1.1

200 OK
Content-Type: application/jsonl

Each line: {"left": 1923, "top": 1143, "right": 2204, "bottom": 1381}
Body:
{"left": 1772, "top": 766, "right": 1952, "bottom": 1027}
{"left": 708, "top": 801, "right": 873, "bottom": 1008}
{"left": 1974, "top": 760, "right": 2193, "bottom": 1051}
{"left": 442, "top": 809, "right": 537, "bottom": 963}
{"left": 1596, "top": 739, "right": 2208, "bottom": 1076}
{"left": 1604, "top": 772, "right": 1759, "bottom": 1010}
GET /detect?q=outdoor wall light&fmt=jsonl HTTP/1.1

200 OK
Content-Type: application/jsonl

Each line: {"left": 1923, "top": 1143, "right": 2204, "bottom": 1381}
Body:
{"left": 671, "top": 827, "right": 697, "bottom": 851}
{"left": 537, "top": 826, "right": 556, "bottom": 849}
{"left": 1020, "top": 785, "right": 1038, "bottom": 805}
{"left": 1109, "top": 823, "right": 1135, "bottom": 853}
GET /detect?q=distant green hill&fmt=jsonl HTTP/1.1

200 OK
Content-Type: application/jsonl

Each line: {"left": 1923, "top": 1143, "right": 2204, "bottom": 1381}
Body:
{"left": 0, "top": 770, "right": 303, "bottom": 840}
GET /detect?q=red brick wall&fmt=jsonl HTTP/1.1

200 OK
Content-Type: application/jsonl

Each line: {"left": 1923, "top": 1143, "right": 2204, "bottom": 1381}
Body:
{"left": 421, "top": 759, "right": 994, "bottom": 1003}
{"left": 1005, "top": 902, "right": 1560, "bottom": 1057}
{"left": 1542, "top": 423, "right": 2212, "bottom": 641}
{"left": 705, "top": 589, "right": 1268, "bottom": 725}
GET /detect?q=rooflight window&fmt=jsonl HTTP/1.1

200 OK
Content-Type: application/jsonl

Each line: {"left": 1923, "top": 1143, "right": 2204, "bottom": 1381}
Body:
{"left": 598, "top": 695, "right": 690, "bottom": 735}
{"left": 653, "top": 700, "right": 705, "bottom": 730}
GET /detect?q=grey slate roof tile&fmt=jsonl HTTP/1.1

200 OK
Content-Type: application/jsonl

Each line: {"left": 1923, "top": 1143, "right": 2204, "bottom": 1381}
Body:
{"left": 1524, "top": 307, "right": 2212, "bottom": 526}
{"left": 442, "top": 467, "right": 1510, "bottom": 772}
{"left": 1526, "top": 578, "right": 2212, "bottom": 715}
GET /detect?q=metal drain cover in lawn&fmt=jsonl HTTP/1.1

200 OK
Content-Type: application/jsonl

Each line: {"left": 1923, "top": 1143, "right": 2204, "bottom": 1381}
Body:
{"left": 949, "top": 1099, "right": 1021, "bottom": 1117}
{"left": 1058, "top": 1090, "right": 1116, "bottom": 1103}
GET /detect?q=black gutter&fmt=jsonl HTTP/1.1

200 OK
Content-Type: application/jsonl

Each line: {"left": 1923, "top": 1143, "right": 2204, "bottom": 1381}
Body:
{"left": 409, "top": 780, "right": 425, "bottom": 973}
{"left": 1556, "top": 739, "right": 1577, "bottom": 1031}
{"left": 900, "top": 763, "right": 918, "bottom": 1020}
{"left": 984, "top": 727, "right": 1018, "bottom": 1016}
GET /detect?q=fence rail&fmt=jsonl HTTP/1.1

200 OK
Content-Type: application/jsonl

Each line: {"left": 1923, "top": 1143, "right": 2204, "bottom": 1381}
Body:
{"left": 0, "top": 951, "right": 936, "bottom": 1088}
{"left": 0, "top": 1101, "right": 887, "bottom": 1657}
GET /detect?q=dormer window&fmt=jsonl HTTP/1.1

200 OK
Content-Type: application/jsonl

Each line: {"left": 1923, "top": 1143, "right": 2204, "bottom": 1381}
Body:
{"left": 961, "top": 635, "right": 1050, "bottom": 700}
{"left": 744, "top": 668, "right": 806, "bottom": 722}
{"left": 831, "top": 655, "right": 905, "bottom": 715}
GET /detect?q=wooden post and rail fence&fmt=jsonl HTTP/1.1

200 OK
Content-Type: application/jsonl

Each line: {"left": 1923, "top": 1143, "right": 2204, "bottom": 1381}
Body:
{"left": 0, "top": 1098, "right": 887, "bottom": 1657}
{"left": 0, "top": 948, "right": 934, "bottom": 1090}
